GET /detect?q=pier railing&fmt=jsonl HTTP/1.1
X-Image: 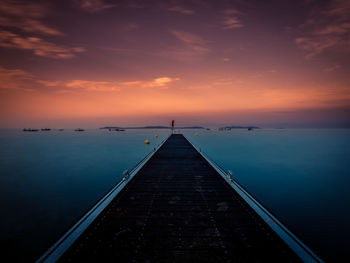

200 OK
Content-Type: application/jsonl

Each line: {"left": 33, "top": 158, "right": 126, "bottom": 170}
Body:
{"left": 36, "top": 135, "right": 170, "bottom": 263}
{"left": 183, "top": 134, "right": 324, "bottom": 263}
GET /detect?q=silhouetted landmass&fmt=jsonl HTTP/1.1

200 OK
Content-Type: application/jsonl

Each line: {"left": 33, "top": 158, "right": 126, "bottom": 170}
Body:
{"left": 100, "top": 126, "right": 204, "bottom": 130}
{"left": 220, "top": 126, "right": 260, "bottom": 129}
{"left": 177, "top": 126, "right": 204, "bottom": 129}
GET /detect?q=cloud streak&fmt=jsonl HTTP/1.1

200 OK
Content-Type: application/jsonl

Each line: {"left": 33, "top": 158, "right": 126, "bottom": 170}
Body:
{"left": 0, "top": 30, "right": 85, "bottom": 59}
{"left": 43, "top": 76, "right": 180, "bottom": 92}
{"left": 294, "top": 0, "right": 350, "bottom": 58}
{"left": 0, "top": 0, "right": 63, "bottom": 36}
{"left": 75, "top": 0, "right": 116, "bottom": 13}
{"left": 168, "top": 6, "right": 195, "bottom": 15}
{"left": 1, "top": 65, "right": 180, "bottom": 93}
{"left": 221, "top": 9, "right": 243, "bottom": 29}
{"left": 324, "top": 64, "right": 341, "bottom": 72}
{"left": 170, "top": 30, "right": 210, "bottom": 54}
{"left": 0, "top": 66, "right": 36, "bottom": 91}
{"left": 0, "top": 1, "right": 86, "bottom": 59}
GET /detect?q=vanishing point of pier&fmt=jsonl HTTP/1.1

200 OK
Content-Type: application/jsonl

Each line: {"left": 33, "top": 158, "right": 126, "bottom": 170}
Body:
{"left": 38, "top": 134, "right": 322, "bottom": 263}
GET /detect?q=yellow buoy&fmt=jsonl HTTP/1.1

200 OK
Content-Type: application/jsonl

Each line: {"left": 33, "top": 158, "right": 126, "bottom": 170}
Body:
{"left": 154, "top": 134, "right": 158, "bottom": 138}
{"left": 145, "top": 139, "right": 150, "bottom": 144}
{"left": 195, "top": 133, "right": 198, "bottom": 136}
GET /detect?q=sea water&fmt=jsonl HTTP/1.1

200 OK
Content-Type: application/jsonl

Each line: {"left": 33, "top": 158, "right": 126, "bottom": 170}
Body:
{"left": 0, "top": 129, "right": 349, "bottom": 262}
{"left": 183, "top": 128, "right": 350, "bottom": 262}
{"left": 0, "top": 129, "right": 169, "bottom": 262}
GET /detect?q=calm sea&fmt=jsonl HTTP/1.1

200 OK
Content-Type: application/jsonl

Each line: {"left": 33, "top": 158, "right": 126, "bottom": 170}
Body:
{"left": 183, "top": 128, "right": 350, "bottom": 262}
{"left": 0, "top": 128, "right": 349, "bottom": 262}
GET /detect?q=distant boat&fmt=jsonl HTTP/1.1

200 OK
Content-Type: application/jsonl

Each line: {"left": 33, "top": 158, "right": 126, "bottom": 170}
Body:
{"left": 23, "top": 128, "right": 39, "bottom": 132}
{"left": 248, "top": 127, "right": 253, "bottom": 131}
{"left": 59, "top": 129, "right": 64, "bottom": 131}
{"left": 41, "top": 128, "right": 51, "bottom": 131}
{"left": 75, "top": 128, "right": 85, "bottom": 132}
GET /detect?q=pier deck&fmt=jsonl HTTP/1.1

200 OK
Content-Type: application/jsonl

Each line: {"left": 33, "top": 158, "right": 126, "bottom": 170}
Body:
{"left": 57, "top": 134, "right": 302, "bottom": 262}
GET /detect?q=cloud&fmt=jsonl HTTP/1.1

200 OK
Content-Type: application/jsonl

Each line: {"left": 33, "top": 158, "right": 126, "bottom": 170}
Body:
{"left": 0, "top": 0, "right": 63, "bottom": 36}
{"left": 315, "top": 23, "right": 350, "bottom": 35}
{"left": 41, "top": 76, "right": 180, "bottom": 92}
{"left": 168, "top": 6, "right": 195, "bottom": 15}
{"left": 221, "top": 9, "right": 243, "bottom": 29}
{"left": 121, "top": 77, "right": 179, "bottom": 88}
{"left": 324, "top": 64, "right": 341, "bottom": 72}
{"left": 75, "top": 0, "right": 116, "bottom": 13}
{"left": 145, "top": 77, "right": 179, "bottom": 88}
{"left": 65, "top": 80, "right": 120, "bottom": 91}
{"left": 294, "top": 0, "right": 350, "bottom": 58}
{"left": 170, "top": 30, "right": 210, "bottom": 54}
{"left": 0, "top": 30, "right": 86, "bottom": 59}
{"left": 38, "top": 79, "right": 121, "bottom": 92}
{"left": 0, "top": 1, "right": 86, "bottom": 59}
{"left": 0, "top": 66, "right": 36, "bottom": 91}
{"left": 222, "top": 16, "right": 243, "bottom": 29}
{"left": 295, "top": 36, "right": 340, "bottom": 58}
{"left": 1, "top": 65, "right": 179, "bottom": 93}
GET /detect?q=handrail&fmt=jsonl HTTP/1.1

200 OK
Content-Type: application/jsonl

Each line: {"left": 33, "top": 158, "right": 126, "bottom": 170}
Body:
{"left": 36, "top": 134, "right": 170, "bottom": 263}
{"left": 183, "top": 134, "right": 324, "bottom": 263}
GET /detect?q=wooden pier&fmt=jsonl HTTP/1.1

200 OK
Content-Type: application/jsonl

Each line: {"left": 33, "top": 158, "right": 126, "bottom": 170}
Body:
{"left": 39, "top": 134, "right": 322, "bottom": 263}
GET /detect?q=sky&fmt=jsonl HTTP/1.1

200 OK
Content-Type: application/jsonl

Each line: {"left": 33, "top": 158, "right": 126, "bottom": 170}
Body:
{"left": 0, "top": 0, "right": 349, "bottom": 128}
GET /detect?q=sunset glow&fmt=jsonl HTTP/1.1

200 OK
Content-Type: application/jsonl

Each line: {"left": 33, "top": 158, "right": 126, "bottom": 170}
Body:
{"left": 1, "top": 0, "right": 350, "bottom": 127}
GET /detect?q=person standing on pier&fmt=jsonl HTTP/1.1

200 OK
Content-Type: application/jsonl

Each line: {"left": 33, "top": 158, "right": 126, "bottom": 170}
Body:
{"left": 171, "top": 120, "right": 175, "bottom": 134}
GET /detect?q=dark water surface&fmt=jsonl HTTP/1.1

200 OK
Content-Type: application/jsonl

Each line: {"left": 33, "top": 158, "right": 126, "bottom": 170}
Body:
{"left": 0, "top": 129, "right": 168, "bottom": 262}
{"left": 0, "top": 129, "right": 349, "bottom": 262}
{"left": 184, "top": 129, "right": 350, "bottom": 262}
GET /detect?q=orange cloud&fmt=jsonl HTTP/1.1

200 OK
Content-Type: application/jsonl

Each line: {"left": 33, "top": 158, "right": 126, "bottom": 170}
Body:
{"left": 143, "top": 77, "right": 180, "bottom": 88}
{"left": 40, "top": 76, "right": 180, "bottom": 92}
{"left": 65, "top": 80, "right": 120, "bottom": 92}
{"left": 0, "top": 66, "right": 36, "bottom": 91}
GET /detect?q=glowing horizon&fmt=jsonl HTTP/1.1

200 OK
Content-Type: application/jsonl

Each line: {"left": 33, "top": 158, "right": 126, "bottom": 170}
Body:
{"left": 1, "top": 0, "right": 349, "bottom": 128}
